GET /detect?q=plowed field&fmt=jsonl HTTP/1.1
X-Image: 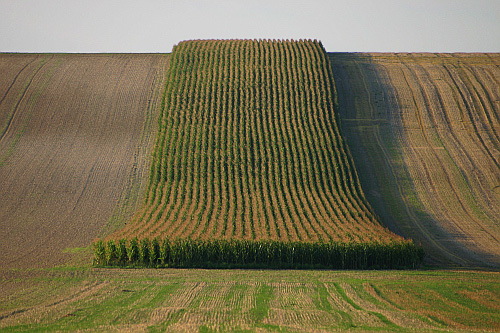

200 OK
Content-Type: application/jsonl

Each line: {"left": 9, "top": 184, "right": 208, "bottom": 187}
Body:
{"left": 331, "top": 53, "right": 500, "bottom": 267}
{"left": 0, "top": 54, "right": 169, "bottom": 268}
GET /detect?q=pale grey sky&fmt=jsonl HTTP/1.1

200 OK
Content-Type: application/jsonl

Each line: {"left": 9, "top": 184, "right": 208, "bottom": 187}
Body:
{"left": 1, "top": 0, "right": 499, "bottom": 53}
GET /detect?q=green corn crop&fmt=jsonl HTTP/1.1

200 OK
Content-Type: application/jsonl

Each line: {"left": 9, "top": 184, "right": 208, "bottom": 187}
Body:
{"left": 94, "top": 238, "right": 424, "bottom": 269}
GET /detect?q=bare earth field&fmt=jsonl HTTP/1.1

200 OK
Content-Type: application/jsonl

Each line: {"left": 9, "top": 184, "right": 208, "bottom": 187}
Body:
{"left": 0, "top": 54, "right": 169, "bottom": 268}
{"left": 331, "top": 53, "right": 500, "bottom": 268}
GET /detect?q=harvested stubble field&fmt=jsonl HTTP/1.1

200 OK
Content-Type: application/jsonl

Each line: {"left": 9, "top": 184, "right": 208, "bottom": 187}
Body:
{"left": 331, "top": 53, "right": 500, "bottom": 267}
{"left": 1, "top": 268, "right": 500, "bottom": 331}
{"left": 0, "top": 53, "right": 169, "bottom": 268}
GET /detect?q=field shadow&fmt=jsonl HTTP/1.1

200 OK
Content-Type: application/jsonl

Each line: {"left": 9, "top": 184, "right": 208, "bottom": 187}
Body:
{"left": 328, "top": 52, "right": 500, "bottom": 269}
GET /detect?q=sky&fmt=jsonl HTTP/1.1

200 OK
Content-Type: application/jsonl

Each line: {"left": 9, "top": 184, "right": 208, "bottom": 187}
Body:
{"left": 0, "top": 0, "right": 499, "bottom": 53}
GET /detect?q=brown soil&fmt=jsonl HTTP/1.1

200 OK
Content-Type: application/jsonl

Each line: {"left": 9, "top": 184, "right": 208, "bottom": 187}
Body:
{"left": 0, "top": 54, "right": 169, "bottom": 268}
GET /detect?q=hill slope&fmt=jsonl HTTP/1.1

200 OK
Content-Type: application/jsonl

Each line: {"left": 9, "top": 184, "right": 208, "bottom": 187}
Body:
{"left": 0, "top": 54, "right": 168, "bottom": 268}
{"left": 1, "top": 50, "right": 500, "bottom": 268}
{"left": 111, "top": 40, "right": 403, "bottom": 246}
{"left": 331, "top": 53, "right": 500, "bottom": 267}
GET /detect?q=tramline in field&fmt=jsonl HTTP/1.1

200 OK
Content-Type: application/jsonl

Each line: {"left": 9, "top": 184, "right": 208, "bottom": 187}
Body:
{"left": 96, "top": 39, "right": 423, "bottom": 268}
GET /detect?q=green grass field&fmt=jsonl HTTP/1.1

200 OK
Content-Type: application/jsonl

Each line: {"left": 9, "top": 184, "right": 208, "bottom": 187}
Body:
{"left": 1, "top": 268, "right": 499, "bottom": 331}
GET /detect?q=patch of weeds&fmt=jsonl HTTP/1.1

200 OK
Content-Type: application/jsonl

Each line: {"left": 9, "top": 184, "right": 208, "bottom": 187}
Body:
{"left": 251, "top": 284, "right": 272, "bottom": 324}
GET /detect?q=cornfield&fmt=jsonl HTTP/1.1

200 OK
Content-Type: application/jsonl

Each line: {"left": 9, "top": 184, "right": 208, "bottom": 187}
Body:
{"left": 94, "top": 238, "right": 424, "bottom": 269}
{"left": 96, "top": 39, "right": 423, "bottom": 268}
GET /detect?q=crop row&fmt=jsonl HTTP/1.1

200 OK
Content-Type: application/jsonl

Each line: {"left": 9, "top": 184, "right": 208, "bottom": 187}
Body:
{"left": 93, "top": 238, "right": 424, "bottom": 269}
{"left": 111, "top": 39, "right": 406, "bottom": 245}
